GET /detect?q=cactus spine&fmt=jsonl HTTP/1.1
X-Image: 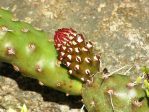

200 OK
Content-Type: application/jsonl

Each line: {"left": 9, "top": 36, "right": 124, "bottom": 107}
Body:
{"left": 0, "top": 8, "right": 82, "bottom": 95}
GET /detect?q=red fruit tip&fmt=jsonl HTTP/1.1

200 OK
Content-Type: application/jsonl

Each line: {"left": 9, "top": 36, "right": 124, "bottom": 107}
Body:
{"left": 54, "top": 28, "right": 77, "bottom": 50}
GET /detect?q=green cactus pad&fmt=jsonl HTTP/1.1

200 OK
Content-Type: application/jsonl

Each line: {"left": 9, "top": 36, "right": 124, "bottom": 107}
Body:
{"left": 82, "top": 73, "right": 149, "bottom": 112}
{"left": 0, "top": 8, "right": 82, "bottom": 95}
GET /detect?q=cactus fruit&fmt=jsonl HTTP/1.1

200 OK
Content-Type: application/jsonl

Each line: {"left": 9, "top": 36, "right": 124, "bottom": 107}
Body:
{"left": 82, "top": 73, "right": 149, "bottom": 112}
{"left": 0, "top": 8, "right": 82, "bottom": 95}
{"left": 54, "top": 28, "right": 100, "bottom": 82}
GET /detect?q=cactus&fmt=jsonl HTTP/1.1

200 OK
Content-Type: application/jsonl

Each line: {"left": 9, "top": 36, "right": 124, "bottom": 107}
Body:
{"left": 54, "top": 28, "right": 100, "bottom": 82}
{"left": 82, "top": 72, "right": 149, "bottom": 112}
{"left": 0, "top": 8, "right": 82, "bottom": 95}
{"left": 1, "top": 7, "right": 148, "bottom": 112}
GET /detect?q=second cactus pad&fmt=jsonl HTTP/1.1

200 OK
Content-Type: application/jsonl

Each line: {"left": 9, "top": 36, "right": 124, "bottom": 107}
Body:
{"left": 82, "top": 73, "right": 149, "bottom": 112}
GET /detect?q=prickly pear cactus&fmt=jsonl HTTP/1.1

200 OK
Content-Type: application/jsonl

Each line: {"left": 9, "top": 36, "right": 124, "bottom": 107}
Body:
{"left": 54, "top": 28, "right": 100, "bottom": 82}
{"left": 82, "top": 73, "right": 149, "bottom": 112}
{"left": 0, "top": 8, "right": 82, "bottom": 95}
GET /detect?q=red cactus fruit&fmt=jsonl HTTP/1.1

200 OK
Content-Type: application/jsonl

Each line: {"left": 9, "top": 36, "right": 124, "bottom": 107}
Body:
{"left": 54, "top": 28, "right": 100, "bottom": 82}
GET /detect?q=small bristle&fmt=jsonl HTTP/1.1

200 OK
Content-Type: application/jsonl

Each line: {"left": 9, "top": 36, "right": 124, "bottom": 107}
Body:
{"left": 82, "top": 47, "right": 88, "bottom": 52}
{"left": 28, "top": 43, "right": 36, "bottom": 51}
{"left": 76, "top": 56, "right": 82, "bottom": 63}
{"left": 35, "top": 64, "right": 42, "bottom": 72}
{"left": 67, "top": 54, "right": 72, "bottom": 60}
{"left": 76, "top": 34, "right": 84, "bottom": 43}
{"left": 21, "top": 28, "right": 29, "bottom": 32}
{"left": 74, "top": 65, "right": 80, "bottom": 71}
{"left": 68, "top": 70, "right": 73, "bottom": 74}
{"left": 86, "top": 41, "right": 93, "bottom": 49}
{"left": 85, "top": 57, "right": 91, "bottom": 63}
{"left": 68, "top": 47, "right": 73, "bottom": 53}
{"left": 85, "top": 69, "right": 90, "bottom": 75}
{"left": 66, "top": 62, "right": 71, "bottom": 67}
{"left": 75, "top": 47, "right": 80, "bottom": 53}
{"left": 7, "top": 47, "right": 15, "bottom": 55}
{"left": 94, "top": 55, "right": 100, "bottom": 61}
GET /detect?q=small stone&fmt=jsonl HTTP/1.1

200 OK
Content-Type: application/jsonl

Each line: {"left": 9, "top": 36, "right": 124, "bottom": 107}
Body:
{"left": 7, "top": 108, "right": 17, "bottom": 112}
